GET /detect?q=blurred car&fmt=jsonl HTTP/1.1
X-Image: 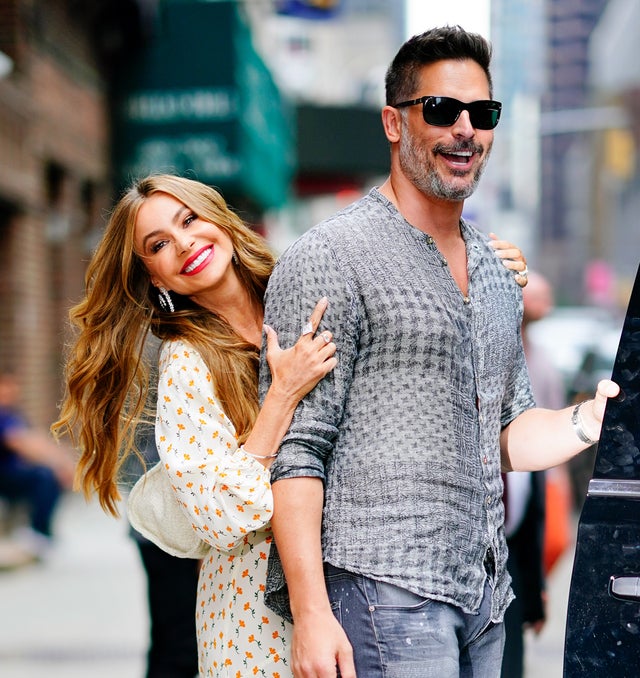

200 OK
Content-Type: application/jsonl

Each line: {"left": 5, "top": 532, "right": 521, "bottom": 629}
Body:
{"left": 568, "top": 328, "right": 620, "bottom": 399}
{"left": 563, "top": 269, "right": 640, "bottom": 675}
{"left": 527, "top": 306, "right": 621, "bottom": 400}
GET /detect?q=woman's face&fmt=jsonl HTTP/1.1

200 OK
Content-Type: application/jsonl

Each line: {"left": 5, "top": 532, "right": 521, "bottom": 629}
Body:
{"left": 134, "top": 192, "right": 236, "bottom": 302}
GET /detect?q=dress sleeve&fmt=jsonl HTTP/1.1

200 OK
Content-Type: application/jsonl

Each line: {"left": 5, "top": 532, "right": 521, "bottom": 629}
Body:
{"left": 156, "top": 339, "right": 273, "bottom": 552}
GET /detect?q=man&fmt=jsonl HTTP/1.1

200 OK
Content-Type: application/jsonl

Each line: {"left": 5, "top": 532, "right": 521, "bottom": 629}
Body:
{"left": 261, "top": 26, "right": 617, "bottom": 677}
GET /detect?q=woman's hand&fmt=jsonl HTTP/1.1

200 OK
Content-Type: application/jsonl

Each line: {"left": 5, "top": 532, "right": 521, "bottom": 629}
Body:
{"left": 489, "top": 232, "right": 528, "bottom": 287}
{"left": 241, "top": 298, "right": 337, "bottom": 466}
{"left": 264, "top": 297, "right": 337, "bottom": 406}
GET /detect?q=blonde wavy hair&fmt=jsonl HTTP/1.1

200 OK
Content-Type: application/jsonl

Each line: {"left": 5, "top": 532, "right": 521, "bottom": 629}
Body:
{"left": 52, "top": 174, "right": 276, "bottom": 515}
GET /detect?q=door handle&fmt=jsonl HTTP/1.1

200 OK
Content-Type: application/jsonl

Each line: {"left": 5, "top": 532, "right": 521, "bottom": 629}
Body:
{"left": 609, "top": 575, "right": 640, "bottom": 601}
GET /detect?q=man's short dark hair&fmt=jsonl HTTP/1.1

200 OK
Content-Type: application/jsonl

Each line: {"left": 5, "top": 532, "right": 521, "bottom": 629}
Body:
{"left": 385, "top": 25, "right": 494, "bottom": 106}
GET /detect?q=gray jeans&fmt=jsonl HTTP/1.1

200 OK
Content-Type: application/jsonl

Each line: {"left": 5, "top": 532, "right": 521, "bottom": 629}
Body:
{"left": 325, "top": 564, "right": 505, "bottom": 678}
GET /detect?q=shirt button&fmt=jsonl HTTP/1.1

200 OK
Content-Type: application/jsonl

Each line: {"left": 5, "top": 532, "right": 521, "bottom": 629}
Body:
{"left": 463, "top": 296, "right": 470, "bottom": 304}
{"left": 486, "top": 496, "right": 492, "bottom": 505}
{"left": 483, "top": 456, "right": 488, "bottom": 464}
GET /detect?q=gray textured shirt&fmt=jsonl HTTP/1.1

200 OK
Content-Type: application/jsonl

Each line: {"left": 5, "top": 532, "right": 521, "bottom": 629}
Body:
{"left": 261, "top": 188, "right": 535, "bottom": 623}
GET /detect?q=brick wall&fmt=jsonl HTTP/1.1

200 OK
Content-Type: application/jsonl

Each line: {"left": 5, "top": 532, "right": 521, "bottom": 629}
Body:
{"left": 0, "top": 0, "right": 115, "bottom": 428}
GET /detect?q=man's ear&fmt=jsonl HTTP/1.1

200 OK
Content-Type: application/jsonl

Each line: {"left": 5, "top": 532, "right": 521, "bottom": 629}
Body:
{"left": 381, "top": 105, "right": 402, "bottom": 143}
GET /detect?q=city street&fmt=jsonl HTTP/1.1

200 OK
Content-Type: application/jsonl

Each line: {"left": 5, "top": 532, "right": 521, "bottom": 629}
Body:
{"left": 0, "top": 490, "right": 573, "bottom": 677}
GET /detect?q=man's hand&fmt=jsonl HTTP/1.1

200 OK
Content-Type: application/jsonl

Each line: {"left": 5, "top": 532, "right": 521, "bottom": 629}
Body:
{"left": 292, "top": 610, "right": 356, "bottom": 678}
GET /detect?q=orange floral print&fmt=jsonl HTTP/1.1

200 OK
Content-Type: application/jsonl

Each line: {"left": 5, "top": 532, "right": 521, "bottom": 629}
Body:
{"left": 156, "top": 339, "right": 292, "bottom": 676}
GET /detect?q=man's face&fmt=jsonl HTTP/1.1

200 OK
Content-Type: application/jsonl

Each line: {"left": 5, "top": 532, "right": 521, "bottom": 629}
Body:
{"left": 398, "top": 59, "right": 495, "bottom": 202}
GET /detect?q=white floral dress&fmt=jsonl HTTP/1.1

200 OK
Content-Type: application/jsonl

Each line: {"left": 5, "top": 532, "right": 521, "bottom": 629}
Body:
{"left": 155, "top": 339, "right": 292, "bottom": 678}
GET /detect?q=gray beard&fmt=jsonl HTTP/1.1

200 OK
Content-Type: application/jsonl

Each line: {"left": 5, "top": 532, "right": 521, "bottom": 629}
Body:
{"left": 399, "top": 132, "right": 491, "bottom": 202}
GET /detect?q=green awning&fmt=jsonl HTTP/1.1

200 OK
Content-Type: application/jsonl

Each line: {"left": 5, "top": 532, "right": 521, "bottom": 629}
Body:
{"left": 113, "top": 0, "right": 293, "bottom": 210}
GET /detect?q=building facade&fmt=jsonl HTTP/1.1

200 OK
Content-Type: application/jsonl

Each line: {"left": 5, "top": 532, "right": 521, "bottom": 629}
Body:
{"left": 0, "top": 0, "right": 139, "bottom": 425}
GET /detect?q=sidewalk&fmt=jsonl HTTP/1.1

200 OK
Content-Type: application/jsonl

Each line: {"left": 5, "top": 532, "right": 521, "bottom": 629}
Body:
{"left": 525, "top": 545, "right": 575, "bottom": 678}
{"left": 0, "top": 489, "right": 573, "bottom": 677}
{"left": 0, "top": 492, "right": 148, "bottom": 678}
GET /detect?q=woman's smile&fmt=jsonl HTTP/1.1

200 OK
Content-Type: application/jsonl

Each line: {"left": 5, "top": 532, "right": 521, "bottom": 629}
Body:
{"left": 181, "top": 245, "right": 214, "bottom": 275}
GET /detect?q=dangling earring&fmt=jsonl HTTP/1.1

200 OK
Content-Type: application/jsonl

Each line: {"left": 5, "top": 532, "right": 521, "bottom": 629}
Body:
{"left": 232, "top": 251, "right": 239, "bottom": 265}
{"left": 158, "top": 286, "right": 175, "bottom": 313}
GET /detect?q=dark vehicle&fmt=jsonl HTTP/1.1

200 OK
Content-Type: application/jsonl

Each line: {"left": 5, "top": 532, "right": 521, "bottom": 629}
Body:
{"left": 564, "top": 264, "right": 640, "bottom": 676}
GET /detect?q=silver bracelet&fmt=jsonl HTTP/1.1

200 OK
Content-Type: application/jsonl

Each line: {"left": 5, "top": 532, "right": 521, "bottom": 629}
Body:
{"left": 239, "top": 445, "right": 278, "bottom": 460}
{"left": 571, "top": 401, "right": 598, "bottom": 446}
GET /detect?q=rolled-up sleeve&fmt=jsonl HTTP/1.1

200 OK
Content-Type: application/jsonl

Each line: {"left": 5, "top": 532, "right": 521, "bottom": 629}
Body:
{"left": 260, "top": 228, "right": 360, "bottom": 484}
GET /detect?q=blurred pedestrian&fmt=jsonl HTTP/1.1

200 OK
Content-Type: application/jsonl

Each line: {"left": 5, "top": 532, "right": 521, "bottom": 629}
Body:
{"left": 261, "top": 25, "right": 620, "bottom": 678}
{"left": 134, "top": 534, "right": 199, "bottom": 678}
{"left": 0, "top": 371, "right": 76, "bottom": 560}
{"left": 501, "top": 271, "right": 565, "bottom": 678}
{"left": 118, "top": 332, "right": 200, "bottom": 678}
{"left": 130, "top": 419, "right": 200, "bottom": 678}
{"left": 521, "top": 272, "right": 565, "bottom": 411}
{"left": 52, "top": 174, "right": 337, "bottom": 677}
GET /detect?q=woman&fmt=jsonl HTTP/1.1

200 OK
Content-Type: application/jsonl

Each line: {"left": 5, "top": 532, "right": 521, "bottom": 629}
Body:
{"left": 53, "top": 174, "right": 337, "bottom": 677}
{"left": 53, "top": 174, "right": 529, "bottom": 677}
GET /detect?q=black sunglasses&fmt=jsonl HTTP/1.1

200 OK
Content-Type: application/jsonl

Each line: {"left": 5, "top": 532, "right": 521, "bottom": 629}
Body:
{"left": 393, "top": 96, "right": 502, "bottom": 130}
